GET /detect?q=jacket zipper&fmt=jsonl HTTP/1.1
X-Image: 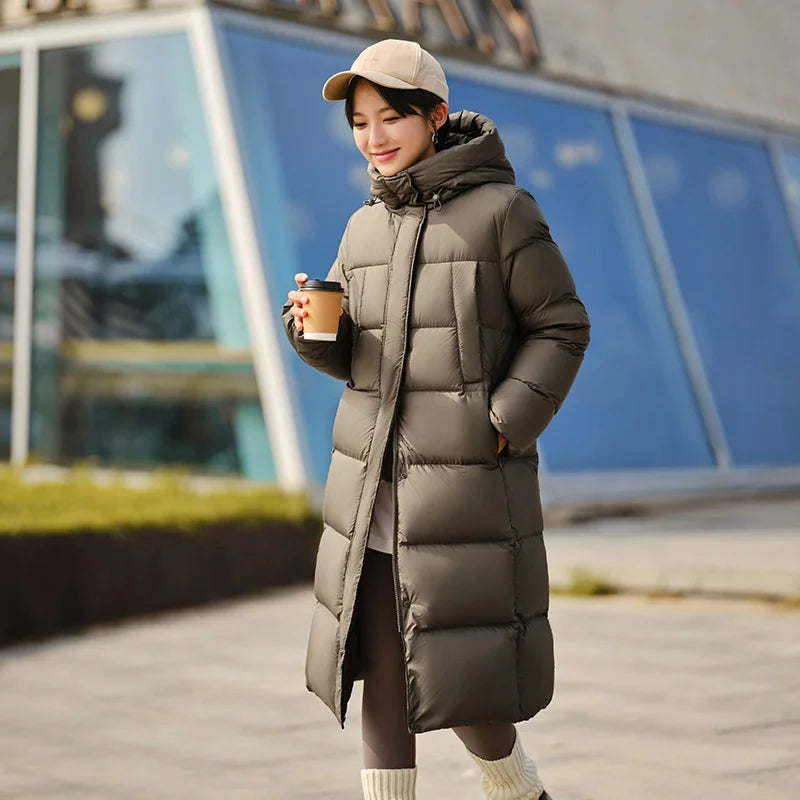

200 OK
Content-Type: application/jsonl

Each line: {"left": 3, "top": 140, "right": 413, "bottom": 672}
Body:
{"left": 391, "top": 425, "right": 404, "bottom": 635}
{"left": 391, "top": 405, "right": 413, "bottom": 728}
{"left": 388, "top": 208, "right": 426, "bottom": 729}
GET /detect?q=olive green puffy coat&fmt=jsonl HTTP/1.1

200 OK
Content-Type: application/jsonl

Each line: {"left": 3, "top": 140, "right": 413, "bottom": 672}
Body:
{"left": 282, "top": 111, "right": 590, "bottom": 734}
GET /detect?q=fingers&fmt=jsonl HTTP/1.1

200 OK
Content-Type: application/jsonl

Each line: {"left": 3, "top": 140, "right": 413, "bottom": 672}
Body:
{"left": 289, "top": 302, "right": 306, "bottom": 331}
{"left": 289, "top": 275, "right": 310, "bottom": 330}
{"left": 287, "top": 290, "right": 308, "bottom": 306}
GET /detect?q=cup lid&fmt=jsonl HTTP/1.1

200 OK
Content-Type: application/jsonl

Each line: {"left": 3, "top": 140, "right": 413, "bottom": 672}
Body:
{"left": 303, "top": 280, "right": 343, "bottom": 291}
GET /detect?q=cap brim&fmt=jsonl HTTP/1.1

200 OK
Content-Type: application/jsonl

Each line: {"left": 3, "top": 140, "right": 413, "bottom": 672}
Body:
{"left": 322, "top": 69, "right": 420, "bottom": 101}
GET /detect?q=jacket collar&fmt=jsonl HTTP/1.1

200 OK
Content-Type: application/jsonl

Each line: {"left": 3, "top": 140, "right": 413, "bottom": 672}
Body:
{"left": 367, "top": 111, "right": 516, "bottom": 212}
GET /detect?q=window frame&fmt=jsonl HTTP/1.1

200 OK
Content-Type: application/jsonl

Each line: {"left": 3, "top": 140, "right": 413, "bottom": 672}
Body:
{"left": 4, "top": 5, "right": 800, "bottom": 500}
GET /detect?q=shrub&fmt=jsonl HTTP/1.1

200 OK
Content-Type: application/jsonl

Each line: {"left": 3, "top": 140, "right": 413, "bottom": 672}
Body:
{"left": 0, "top": 467, "right": 313, "bottom": 536}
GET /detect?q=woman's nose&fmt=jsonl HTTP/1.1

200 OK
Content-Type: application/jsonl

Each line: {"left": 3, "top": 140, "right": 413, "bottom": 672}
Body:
{"left": 368, "top": 125, "right": 386, "bottom": 149}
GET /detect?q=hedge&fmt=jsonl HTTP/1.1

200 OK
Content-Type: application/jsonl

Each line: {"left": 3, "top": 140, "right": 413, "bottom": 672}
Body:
{"left": 0, "top": 469, "right": 321, "bottom": 646}
{"left": 0, "top": 468, "right": 311, "bottom": 535}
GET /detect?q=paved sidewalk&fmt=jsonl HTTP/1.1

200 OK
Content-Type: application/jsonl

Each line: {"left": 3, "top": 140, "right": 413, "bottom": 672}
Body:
{"left": 546, "top": 497, "right": 800, "bottom": 600}
{"left": 1, "top": 498, "right": 799, "bottom": 799}
{"left": 1, "top": 590, "right": 798, "bottom": 799}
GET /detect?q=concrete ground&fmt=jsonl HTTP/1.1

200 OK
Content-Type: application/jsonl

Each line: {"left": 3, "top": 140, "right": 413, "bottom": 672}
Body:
{"left": 546, "top": 497, "right": 800, "bottom": 600}
{"left": 1, "top": 498, "right": 799, "bottom": 799}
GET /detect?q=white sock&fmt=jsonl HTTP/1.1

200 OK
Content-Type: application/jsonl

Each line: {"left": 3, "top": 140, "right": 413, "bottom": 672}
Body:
{"left": 467, "top": 734, "right": 546, "bottom": 800}
{"left": 361, "top": 767, "right": 417, "bottom": 800}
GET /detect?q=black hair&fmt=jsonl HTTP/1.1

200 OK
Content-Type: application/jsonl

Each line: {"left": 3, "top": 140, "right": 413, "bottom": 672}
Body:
{"left": 344, "top": 77, "right": 451, "bottom": 150}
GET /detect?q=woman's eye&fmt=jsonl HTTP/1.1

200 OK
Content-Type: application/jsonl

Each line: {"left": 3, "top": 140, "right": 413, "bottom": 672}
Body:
{"left": 384, "top": 116, "right": 400, "bottom": 123}
{"left": 354, "top": 123, "right": 366, "bottom": 129}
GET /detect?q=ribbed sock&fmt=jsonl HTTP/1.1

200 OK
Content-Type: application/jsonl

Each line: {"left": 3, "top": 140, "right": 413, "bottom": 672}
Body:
{"left": 467, "top": 734, "right": 547, "bottom": 800}
{"left": 360, "top": 766, "right": 417, "bottom": 799}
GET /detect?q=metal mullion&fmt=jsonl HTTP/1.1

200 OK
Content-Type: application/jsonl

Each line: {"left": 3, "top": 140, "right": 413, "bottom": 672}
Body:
{"left": 10, "top": 44, "right": 38, "bottom": 465}
{"left": 5, "top": 5, "right": 790, "bottom": 151}
{"left": 0, "top": 8, "right": 189, "bottom": 52}
{"left": 619, "top": 97, "right": 800, "bottom": 146}
{"left": 212, "top": 5, "right": 614, "bottom": 112}
{"left": 209, "top": 6, "right": 800, "bottom": 148}
{"left": 610, "top": 104, "right": 732, "bottom": 470}
{"left": 209, "top": 4, "right": 364, "bottom": 57}
{"left": 767, "top": 139, "right": 800, "bottom": 262}
{"left": 187, "top": 5, "right": 305, "bottom": 489}
{"left": 540, "top": 464, "right": 800, "bottom": 506}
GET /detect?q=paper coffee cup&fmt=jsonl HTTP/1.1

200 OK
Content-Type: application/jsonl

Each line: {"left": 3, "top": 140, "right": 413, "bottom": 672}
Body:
{"left": 301, "top": 280, "right": 344, "bottom": 341}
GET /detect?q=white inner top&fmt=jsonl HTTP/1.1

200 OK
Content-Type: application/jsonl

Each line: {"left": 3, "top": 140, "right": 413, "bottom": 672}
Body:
{"left": 367, "top": 480, "right": 394, "bottom": 555}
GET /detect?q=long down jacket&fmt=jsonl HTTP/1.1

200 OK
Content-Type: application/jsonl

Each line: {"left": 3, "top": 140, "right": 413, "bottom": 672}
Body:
{"left": 282, "top": 111, "right": 590, "bottom": 734}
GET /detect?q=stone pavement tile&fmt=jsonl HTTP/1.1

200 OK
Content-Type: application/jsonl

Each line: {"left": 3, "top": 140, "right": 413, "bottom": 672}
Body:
{"left": 545, "top": 499, "right": 800, "bottom": 599}
{"left": 25, "top": 749, "right": 258, "bottom": 799}
{"left": 539, "top": 755, "right": 798, "bottom": 800}
{"left": 2, "top": 586, "right": 799, "bottom": 799}
{"left": 222, "top": 763, "right": 361, "bottom": 800}
{"left": 6, "top": 791, "right": 134, "bottom": 800}
{"left": 0, "top": 765, "right": 74, "bottom": 799}
{"left": 560, "top": 724, "right": 796, "bottom": 778}
{"left": 715, "top": 717, "right": 800, "bottom": 749}
{"left": 744, "top": 764, "right": 800, "bottom": 795}
{"left": 0, "top": 725, "right": 81, "bottom": 765}
{"left": 544, "top": 680, "right": 800, "bottom": 747}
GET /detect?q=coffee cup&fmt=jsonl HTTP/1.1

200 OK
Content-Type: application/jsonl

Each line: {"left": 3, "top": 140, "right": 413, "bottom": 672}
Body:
{"left": 300, "top": 280, "right": 344, "bottom": 341}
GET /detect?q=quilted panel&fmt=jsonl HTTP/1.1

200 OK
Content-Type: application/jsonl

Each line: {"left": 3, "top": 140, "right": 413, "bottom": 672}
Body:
{"left": 352, "top": 263, "right": 389, "bottom": 330}
{"left": 500, "top": 458, "right": 544, "bottom": 535}
{"left": 398, "top": 389, "right": 496, "bottom": 464}
{"left": 331, "top": 386, "right": 380, "bottom": 462}
{"left": 398, "top": 463, "right": 510, "bottom": 544}
{"left": 409, "top": 261, "right": 458, "bottom": 328}
{"left": 405, "top": 626, "right": 519, "bottom": 732}
{"left": 404, "top": 326, "right": 462, "bottom": 391}
{"left": 322, "top": 449, "right": 366, "bottom": 538}
{"left": 517, "top": 616, "right": 555, "bottom": 716}
{"left": 313, "top": 524, "right": 349, "bottom": 617}
{"left": 515, "top": 533, "right": 549, "bottom": 617}
{"left": 305, "top": 602, "right": 340, "bottom": 716}
{"left": 400, "top": 542, "right": 516, "bottom": 629}
{"left": 351, "top": 328, "right": 383, "bottom": 392}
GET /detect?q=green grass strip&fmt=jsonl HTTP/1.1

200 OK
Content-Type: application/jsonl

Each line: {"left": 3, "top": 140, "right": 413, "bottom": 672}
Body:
{"left": 0, "top": 468, "right": 314, "bottom": 536}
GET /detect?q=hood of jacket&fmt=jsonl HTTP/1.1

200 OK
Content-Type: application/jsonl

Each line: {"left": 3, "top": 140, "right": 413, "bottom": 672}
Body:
{"left": 367, "top": 110, "right": 516, "bottom": 211}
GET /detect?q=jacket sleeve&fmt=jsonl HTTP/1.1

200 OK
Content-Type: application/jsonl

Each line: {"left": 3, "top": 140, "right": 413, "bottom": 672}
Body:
{"left": 489, "top": 190, "right": 590, "bottom": 453}
{"left": 281, "top": 233, "right": 354, "bottom": 382}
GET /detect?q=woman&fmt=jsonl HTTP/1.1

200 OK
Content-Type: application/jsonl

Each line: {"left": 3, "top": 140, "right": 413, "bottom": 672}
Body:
{"left": 283, "top": 38, "right": 590, "bottom": 800}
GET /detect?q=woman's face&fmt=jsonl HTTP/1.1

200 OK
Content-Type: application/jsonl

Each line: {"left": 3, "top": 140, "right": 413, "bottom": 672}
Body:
{"left": 351, "top": 81, "right": 442, "bottom": 177}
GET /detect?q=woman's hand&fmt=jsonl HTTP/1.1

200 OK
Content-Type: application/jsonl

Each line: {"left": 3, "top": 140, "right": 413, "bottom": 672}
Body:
{"left": 497, "top": 434, "right": 508, "bottom": 454}
{"left": 287, "top": 273, "right": 344, "bottom": 333}
{"left": 287, "top": 273, "right": 309, "bottom": 332}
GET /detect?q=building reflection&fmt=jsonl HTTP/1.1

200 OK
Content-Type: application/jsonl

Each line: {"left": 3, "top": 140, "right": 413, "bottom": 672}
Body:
{"left": 27, "top": 36, "right": 268, "bottom": 477}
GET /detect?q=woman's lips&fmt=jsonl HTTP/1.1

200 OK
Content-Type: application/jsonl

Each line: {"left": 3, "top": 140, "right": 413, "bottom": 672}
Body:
{"left": 373, "top": 149, "right": 399, "bottom": 163}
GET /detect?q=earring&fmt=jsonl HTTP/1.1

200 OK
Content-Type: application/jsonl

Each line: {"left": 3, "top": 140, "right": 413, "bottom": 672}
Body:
{"left": 432, "top": 130, "right": 439, "bottom": 145}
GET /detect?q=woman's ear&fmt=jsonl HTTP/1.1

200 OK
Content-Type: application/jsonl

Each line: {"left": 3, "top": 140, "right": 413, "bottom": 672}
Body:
{"left": 433, "top": 102, "right": 449, "bottom": 130}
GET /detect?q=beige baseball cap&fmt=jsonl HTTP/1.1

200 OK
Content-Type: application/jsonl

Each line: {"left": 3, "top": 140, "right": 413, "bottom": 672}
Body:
{"left": 322, "top": 39, "right": 449, "bottom": 103}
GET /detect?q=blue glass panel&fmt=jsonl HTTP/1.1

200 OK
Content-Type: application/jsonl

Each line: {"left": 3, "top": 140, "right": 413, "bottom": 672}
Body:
{"left": 633, "top": 121, "right": 800, "bottom": 466}
{"left": 445, "top": 80, "right": 713, "bottom": 471}
{"left": 781, "top": 148, "right": 800, "bottom": 229}
{"left": 31, "top": 35, "right": 273, "bottom": 478}
{"left": 0, "top": 57, "right": 20, "bottom": 460}
{"left": 220, "top": 30, "right": 371, "bottom": 483}
{"left": 221, "top": 27, "right": 713, "bottom": 474}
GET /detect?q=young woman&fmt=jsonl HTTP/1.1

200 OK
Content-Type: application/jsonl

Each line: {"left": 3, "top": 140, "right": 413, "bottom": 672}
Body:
{"left": 283, "top": 38, "right": 590, "bottom": 800}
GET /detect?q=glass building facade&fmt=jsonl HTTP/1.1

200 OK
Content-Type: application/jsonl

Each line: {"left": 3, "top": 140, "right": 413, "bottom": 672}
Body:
{"left": 1, "top": 6, "right": 799, "bottom": 497}
{"left": 30, "top": 34, "right": 273, "bottom": 478}
{"left": 0, "top": 52, "right": 19, "bottom": 460}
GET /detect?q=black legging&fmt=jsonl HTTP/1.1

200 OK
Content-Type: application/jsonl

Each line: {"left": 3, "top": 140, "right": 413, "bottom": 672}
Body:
{"left": 355, "top": 549, "right": 517, "bottom": 769}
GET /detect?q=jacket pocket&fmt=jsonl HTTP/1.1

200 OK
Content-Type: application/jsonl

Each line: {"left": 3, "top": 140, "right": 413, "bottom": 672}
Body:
{"left": 451, "top": 261, "right": 482, "bottom": 385}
